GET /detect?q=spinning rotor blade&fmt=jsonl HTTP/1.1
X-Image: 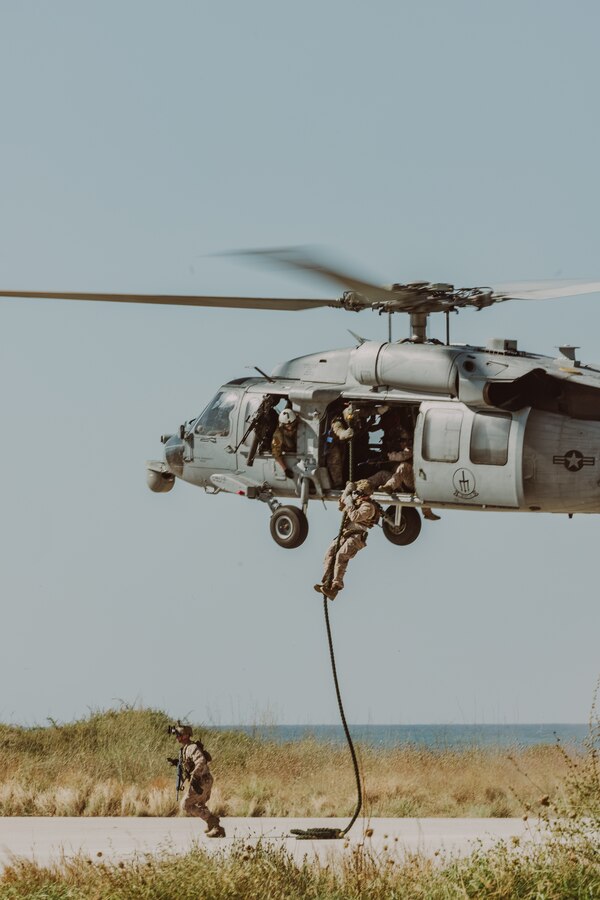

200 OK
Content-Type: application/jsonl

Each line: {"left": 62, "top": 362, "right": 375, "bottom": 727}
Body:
{"left": 0, "top": 290, "right": 340, "bottom": 312}
{"left": 492, "top": 280, "right": 600, "bottom": 302}
{"left": 233, "top": 247, "right": 402, "bottom": 304}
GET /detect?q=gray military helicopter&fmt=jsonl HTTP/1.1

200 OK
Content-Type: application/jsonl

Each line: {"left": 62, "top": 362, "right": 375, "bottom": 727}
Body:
{"left": 4, "top": 248, "right": 600, "bottom": 549}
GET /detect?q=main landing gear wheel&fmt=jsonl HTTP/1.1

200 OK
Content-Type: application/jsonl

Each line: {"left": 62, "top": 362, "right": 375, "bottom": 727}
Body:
{"left": 382, "top": 505, "right": 422, "bottom": 546}
{"left": 269, "top": 505, "right": 309, "bottom": 549}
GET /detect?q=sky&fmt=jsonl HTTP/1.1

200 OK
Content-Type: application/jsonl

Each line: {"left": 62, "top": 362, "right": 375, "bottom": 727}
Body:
{"left": 0, "top": 0, "right": 599, "bottom": 726}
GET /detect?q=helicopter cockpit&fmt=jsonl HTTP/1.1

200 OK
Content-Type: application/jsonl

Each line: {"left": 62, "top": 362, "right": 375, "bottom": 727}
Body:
{"left": 192, "top": 390, "right": 239, "bottom": 437}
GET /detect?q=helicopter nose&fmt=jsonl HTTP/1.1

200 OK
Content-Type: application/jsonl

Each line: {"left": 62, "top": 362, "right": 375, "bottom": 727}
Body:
{"left": 164, "top": 434, "right": 184, "bottom": 476}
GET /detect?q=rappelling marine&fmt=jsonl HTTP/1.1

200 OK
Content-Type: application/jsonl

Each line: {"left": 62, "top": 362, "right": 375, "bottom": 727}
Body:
{"left": 314, "top": 479, "right": 381, "bottom": 600}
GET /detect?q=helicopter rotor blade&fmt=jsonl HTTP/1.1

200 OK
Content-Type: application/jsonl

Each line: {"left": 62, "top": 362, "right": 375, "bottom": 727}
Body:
{"left": 0, "top": 290, "right": 340, "bottom": 312}
{"left": 493, "top": 280, "right": 600, "bottom": 302}
{"left": 232, "top": 247, "right": 400, "bottom": 304}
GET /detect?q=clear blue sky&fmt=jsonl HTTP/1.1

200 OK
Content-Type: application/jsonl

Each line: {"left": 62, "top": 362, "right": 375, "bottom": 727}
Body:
{"left": 0, "top": 1, "right": 598, "bottom": 725}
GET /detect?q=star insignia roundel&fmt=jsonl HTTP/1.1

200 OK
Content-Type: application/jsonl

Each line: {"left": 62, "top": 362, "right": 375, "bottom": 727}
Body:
{"left": 552, "top": 449, "right": 595, "bottom": 472}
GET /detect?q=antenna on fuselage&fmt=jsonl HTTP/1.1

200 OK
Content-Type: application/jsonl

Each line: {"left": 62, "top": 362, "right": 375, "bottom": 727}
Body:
{"left": 252, "top": 365, "right": 276, "bottom": 384}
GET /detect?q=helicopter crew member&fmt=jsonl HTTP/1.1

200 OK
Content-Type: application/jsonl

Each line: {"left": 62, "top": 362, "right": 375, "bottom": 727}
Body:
{"left": 167, "top": 725, "right": 225, "bottom": 837}
{"left": 271, "top": 408, "right": 298, "bottom": 478}
{"left": 369, "top": 429, "right": 440, "bottom": 521}
{"left": 325, "top": 403, "right": 372, "bottom": 487}
{"left": 314, "top": 479, "right": 380, "bottom": 600}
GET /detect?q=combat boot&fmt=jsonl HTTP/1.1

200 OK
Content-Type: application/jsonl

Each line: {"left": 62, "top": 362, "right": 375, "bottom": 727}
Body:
{"left": 422, "top": 508, "right": 441, "bottom": 521}
{"left": 206, "top": 825, "right": 226, "bottom": 837}
{"left": 314, "top": 583, "right": 324, "bottom": 595}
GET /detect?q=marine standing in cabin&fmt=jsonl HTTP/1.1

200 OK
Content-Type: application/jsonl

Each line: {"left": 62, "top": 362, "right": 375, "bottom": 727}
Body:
{"left": 325, "top": 404, "right": 367, "bottom": 487}
{"left": 167, "top": 725, "right": 225, "bottom": 837}
{"left": 314, "top": 480, "right": 381, "bottom": 600}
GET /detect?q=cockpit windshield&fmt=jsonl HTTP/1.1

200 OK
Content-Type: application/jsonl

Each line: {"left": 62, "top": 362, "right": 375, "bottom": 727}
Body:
{"left": 193, "top": 390, "right": 239, "bottom": 437}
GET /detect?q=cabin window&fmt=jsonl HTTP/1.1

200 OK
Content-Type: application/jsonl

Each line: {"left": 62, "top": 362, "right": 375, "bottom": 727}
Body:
{"left": 470, "top": 411, "right": 511, "bottom": 466}
{"left": 194, "top": 390, "right": 238, "bottom": 437}
{"left": 422, "top": 409, "right": 463, "bottom": 462}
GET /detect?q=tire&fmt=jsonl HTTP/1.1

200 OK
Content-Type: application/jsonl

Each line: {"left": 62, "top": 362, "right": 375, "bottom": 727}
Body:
{"left": 269, "top": 506, "right": 309, "bottom": 549}
{"left": 382, "top": 505, "right": 422, "bottom": 546}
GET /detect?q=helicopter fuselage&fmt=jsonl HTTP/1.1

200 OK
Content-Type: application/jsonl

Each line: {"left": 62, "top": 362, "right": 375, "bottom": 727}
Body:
{"left": 147, "top": 339, "right": 600, "bottom": 547}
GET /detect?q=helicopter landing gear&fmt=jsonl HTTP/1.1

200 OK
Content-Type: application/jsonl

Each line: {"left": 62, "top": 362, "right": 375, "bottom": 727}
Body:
{"left": 269, "top": 505, "right": 309, "bottom": 549}
{"left": 382, "top": 505, "right": 422, "bottom": 546}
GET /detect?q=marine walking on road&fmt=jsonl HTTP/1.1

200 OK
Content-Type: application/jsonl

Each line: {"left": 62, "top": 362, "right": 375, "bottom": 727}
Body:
{"left": 167, "top": 723, "right": 225, "bottom": 838}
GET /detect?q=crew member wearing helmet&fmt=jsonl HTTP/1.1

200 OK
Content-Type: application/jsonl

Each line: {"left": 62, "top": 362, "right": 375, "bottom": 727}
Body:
{"left": 314, "top": 479, "right": 380, "bottom": 600}
{"left": 325, "top": 403, "right": 357, "bottom": 487}
{"left": 325, "top": 403, "right": 379, "bottom": 488}
{"left": 271, "top": 408, "right": 298, "bottom": 478}
{"left": 167, "top": 725, "right": 225, "bottom": 837}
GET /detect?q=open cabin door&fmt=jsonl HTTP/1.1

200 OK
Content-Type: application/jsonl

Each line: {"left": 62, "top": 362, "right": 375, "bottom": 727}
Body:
{"left": 413, "top": 401, "right": 528, "bottom": 508}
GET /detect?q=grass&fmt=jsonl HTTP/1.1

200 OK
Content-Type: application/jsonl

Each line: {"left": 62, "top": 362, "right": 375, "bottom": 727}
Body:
{"left": 0, "top": 826, "right": 598, "bottom": 899}
{"left": 0, "top": 707, "right": 584, "bottom": 817}
{"left": 0, "top": 704, "right": 598, "bottom": 897}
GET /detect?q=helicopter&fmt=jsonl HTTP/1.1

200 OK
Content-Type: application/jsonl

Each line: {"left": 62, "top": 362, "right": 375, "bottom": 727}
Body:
{"left": 3, "top": 247, "right": 600, "bottom": 550}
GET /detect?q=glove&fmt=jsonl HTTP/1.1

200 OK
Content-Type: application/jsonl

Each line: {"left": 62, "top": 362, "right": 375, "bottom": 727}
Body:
{"left": 166, "top": 757, "right": 178, "bottom": 767}
{"left": 284, "top": 467, "right": 294, "bottom": 479}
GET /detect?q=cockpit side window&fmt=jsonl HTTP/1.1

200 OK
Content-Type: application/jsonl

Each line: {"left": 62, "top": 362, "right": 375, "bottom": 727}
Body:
{"left": 194, "top": 390, "right": 239, "bottom": 437}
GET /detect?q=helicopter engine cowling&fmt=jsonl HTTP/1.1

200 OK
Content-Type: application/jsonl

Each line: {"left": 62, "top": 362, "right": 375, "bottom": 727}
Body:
{"left": 349, "top": 342, "right": 460, "bottom": 396}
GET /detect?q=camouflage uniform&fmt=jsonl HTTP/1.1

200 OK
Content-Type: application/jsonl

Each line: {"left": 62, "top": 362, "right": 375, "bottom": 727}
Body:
{"left": 366, "top": 430, "right": 415, "bottom": 493}
{"left": 322, "top": 483, "right": 381, "bottom": 593}
{"left": 365, "top": 439, "right": 440, "bottom": 520}
{"left": 181, "top": 741, "right": 222, "bottom": 832}
{"left": 325, "top": 406, "right": 372, "bottom": 487}
{"left": 382, "top": 446, "right": 415, "bottom": 492}
{"left": 271, "top": 424, "right": 297, "bottom": 462}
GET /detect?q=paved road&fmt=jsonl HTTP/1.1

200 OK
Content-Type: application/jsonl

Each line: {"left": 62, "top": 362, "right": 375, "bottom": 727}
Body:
{"left": 0, "top": 817, "right": 534, "bottom": 868}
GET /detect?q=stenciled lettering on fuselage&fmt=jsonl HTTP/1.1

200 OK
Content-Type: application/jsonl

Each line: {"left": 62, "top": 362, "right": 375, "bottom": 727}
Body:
{"left": 552, "top": 450, "right": 596, "bottom": 472}
{"left": 452, "top": 467, "right": 479, "bottom": 500}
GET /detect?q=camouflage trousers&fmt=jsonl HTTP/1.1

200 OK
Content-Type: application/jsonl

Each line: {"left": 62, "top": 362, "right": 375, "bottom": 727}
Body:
{"left": 326, "top": 443, "right": 346, "bottom": 488}
{"left": 182, "top": 774, "right": 220, "bottom": 830}
{"left": 322, "top": 532, "right": 367, "bottom": 590}
{"left": 367, "top": 463, "right": 415, "bottom": 493}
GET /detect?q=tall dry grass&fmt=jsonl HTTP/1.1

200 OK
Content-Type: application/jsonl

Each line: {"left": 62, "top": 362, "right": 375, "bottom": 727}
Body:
{"left": 1, "top": 829, "right": 599, "bottom": 899}
{"left": 0, "top": 707, "right": 580, "bottom": 817}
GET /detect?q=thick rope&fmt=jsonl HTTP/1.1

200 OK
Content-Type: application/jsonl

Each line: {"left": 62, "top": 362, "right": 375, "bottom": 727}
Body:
{"left": 291, "top": 596, "right": 363, "bottom": 840}
{"left": 292, "top": 434, "right": 363, "bottom": 841}
{"left": 323, "top": 594, "right": 363, "bottom": 835}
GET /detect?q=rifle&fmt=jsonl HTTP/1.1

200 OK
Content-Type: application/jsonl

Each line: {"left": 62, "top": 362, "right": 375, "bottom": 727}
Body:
{"left": 167, "top": 750, "right": 186, "bottom": 800}
{"left": 176, "top": 749, "right": 184, "bottom": 800}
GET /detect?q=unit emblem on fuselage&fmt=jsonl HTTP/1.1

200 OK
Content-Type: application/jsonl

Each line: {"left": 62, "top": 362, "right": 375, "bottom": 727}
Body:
{"left": 453, "top": 468, "right": 479, "bottom": 499}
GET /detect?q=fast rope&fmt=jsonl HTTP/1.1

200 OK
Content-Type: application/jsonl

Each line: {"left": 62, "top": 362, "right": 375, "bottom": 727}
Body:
{"left": 292, "top": 435, "right": 363, "bottom": 841}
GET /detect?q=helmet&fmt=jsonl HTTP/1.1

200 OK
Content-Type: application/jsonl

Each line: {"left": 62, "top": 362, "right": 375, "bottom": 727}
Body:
{"left": 278, "top": 409, "right": 297, "bottom": 426}
{"left": 354, "top": 479, "right": 373, "bottom": 496}
{"left": 175, "top": 725, "right": 193, "bottom": 737}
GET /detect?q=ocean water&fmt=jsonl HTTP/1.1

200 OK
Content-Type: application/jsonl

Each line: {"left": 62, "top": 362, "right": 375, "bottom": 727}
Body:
{"left": 213, "top": 723, "right": 589, "bottom": 749}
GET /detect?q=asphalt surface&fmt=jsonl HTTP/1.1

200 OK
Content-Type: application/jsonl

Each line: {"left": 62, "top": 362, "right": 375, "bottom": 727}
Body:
{"left": 0, "top": 817, "right": 534, "bottom": 868}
